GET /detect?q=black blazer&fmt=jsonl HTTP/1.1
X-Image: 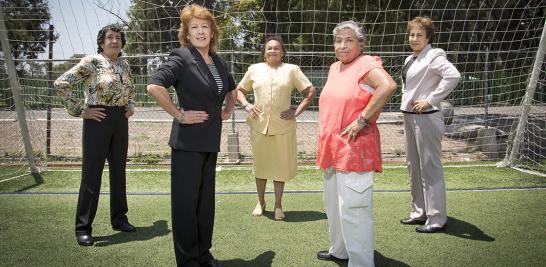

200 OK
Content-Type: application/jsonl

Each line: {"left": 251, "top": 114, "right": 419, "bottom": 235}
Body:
{"left": 149, "top": 47, "right": 236, "bottom": 152}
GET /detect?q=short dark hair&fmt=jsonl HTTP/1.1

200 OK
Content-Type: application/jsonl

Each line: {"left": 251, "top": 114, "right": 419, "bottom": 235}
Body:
{"left": 407, "top": 16, "right": 435, "bottom": 44}
{"left": 261, "top": 36, "right": 286, "bottom": 60}
{"left": 96, "top": 24, "right": 126, "bottom": 57}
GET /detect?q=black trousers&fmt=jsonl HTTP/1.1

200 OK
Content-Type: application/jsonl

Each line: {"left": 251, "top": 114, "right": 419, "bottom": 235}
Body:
{"left": 171, "top": 149, "right": 217, "bottom": 267}
{"left": 75, "top": 106, "right": 129, "bottom": 236}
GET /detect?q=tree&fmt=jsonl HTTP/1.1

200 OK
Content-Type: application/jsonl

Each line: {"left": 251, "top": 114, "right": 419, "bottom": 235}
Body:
{"left": 0, "top": 0, "right": 57, "bottom": 76}
{"left": 52, "top": 53, "right": 85, "bottom": 76}
{"left": 123, "top": 0, "right": 218, "bottom": 76}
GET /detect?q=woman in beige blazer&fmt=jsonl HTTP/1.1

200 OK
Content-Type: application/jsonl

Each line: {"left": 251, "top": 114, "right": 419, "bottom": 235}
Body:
{"left": 399, "top": 16, "right": 461, "bottom": 233}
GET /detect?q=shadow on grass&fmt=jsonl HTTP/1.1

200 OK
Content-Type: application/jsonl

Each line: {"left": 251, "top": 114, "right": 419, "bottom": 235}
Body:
{"left": 444, "top": 216, "right": 495, "bottom": 241}
{"left": 262, "top": 210, "right": 327, "bottom": 222}
{"left": 375, "top": 250, "right": 410, "bottom": 267}
{"left": 309, "top": 251, "right": 409, "bottom": 267}
{"left": 14, "top": 173, "right": 44, "bottom": 192}
{"left": 222, "top": 251, "right": 275, "bottom": 267}
{"left": 94, "top": 220, "right": 171, "bottom": 247}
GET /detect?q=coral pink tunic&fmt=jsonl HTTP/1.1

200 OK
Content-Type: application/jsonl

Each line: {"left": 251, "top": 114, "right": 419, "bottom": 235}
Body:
{"left": 317, "top": 55, "right": 384, "bottom": 172}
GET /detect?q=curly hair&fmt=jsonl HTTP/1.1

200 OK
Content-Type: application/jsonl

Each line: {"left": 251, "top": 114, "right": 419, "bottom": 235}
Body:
{"left": 333, "top": 20, "right": 366, "bottom": 44}
{"left": 407, "top": 16, "right": 436, "bottom": 44}
{"left": 177, "top": 4, "right": 220, "bottom": 54}
{"left": 96, "top": 24, "right": 126, "bottom": 57}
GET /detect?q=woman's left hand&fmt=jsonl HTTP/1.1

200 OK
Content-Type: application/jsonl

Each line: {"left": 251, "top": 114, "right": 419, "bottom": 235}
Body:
{"left": 280, "top": 108, "right": 297, "bottom": 120}
{"left": 125, "top": 109, "right": 134, "bottom": 119}
{"left": 412, "top": 99, "right": 432, "bottom": 113}
{"left": 341, "top": 119, "right": 365, "bottom": 142}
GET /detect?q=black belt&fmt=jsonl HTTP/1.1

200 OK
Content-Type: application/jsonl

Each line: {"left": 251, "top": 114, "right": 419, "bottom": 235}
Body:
{"left": 88, "top": 105, "right": 126, "bottom": 110}
{"left": 401, "top": 110, "right": 439, "bottom": 114}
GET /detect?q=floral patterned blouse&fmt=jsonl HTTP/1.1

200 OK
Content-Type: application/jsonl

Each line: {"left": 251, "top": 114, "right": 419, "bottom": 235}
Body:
{"left": 54, "top": 53, "right": 136, "bottom": 117}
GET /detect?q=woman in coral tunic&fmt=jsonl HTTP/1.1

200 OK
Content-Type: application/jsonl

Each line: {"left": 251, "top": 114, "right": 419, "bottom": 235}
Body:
{"left": 316, "top": 21, "right": 397, "bottom": 267}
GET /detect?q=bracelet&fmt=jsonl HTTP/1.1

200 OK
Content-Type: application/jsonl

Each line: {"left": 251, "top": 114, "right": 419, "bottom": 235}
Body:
{"left": 243, "top": 103, "right": 250, "bottom": 108}
{"left": 178, "top": 111, "right": 186, "bottom": 123}
{"left": 357, "top": 114, "right": 368, "bottom": 126}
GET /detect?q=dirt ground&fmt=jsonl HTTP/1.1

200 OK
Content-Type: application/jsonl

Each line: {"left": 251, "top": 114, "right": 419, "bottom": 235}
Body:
{"left": 0, "top": 107, "right": 496, "bottom": 164}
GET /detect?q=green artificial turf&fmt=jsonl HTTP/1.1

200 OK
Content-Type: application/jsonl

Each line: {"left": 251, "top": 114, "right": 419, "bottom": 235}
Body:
{"left": 1, "top": 190, "right": 545, "bottom": 266}
{"left": 1, "top": 165, "right": 545, "bottom": 266}
{"left": 1, "top": 164, "right": 545, "bottom": 193}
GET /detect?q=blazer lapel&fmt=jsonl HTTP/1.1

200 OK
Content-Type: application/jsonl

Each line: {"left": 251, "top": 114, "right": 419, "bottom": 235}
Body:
{"left": 189, "top": 47, "right": 214, "bottom": 89}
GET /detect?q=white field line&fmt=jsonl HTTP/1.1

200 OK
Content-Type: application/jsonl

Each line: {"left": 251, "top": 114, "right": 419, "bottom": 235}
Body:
{"left": 1, "top": 186, "right": 545, "bottom": 196}
{"left": 0, "top": 173, "right": 31, "bottom": 183}
{"left": 43, "top": 164, "right": 499, "bottom": 172}
{"left": 512, "top": 167, "right": 546, "bottom": 177}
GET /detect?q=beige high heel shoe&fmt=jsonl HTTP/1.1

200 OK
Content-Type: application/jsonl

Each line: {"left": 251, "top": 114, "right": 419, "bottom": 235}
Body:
{"left": 274, "top": 208, "right": 285, "bottom": 220}
{"left": 252, "top": 202, "right": 265, "bottom": 216}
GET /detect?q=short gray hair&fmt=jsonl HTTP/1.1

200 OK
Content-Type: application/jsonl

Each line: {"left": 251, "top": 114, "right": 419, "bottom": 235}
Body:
{"left": 333, "top": 20, "right": 366, "bottom": 43}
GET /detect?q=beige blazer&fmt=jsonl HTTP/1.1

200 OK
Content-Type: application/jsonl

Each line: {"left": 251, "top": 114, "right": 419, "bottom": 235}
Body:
{"left": 400, "top": 44, "right": 461, "bottom": 112}
{"left": 239, "top": 63, "right": 312, "bottom": 135}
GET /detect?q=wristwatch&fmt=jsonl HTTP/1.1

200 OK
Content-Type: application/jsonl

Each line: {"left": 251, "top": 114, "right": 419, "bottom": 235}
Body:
{"left": 357, "top": 114, "right": 368, "bottom": 126}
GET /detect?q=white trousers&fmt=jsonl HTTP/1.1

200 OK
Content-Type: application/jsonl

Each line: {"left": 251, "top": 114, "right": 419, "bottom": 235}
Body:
{"left": 323, "top": 168, "right": 374, "bottom": 267}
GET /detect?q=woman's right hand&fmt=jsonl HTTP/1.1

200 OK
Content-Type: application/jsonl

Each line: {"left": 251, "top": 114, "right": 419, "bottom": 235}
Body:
{"left": 82, "top": 107, "right": 106, "bottom": 122}
{"left": 340, "top": 118, "right": 366, "bottom": 142}
{"left": 177, "top": 110, "right": 209, "bottom": 124}
{"left": 244, "top": 104, "right": 262, "bottom": 118}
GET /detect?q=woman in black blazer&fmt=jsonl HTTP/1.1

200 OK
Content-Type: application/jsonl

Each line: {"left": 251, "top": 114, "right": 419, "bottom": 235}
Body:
{"left": 147, "top": 4, "right": 236, "bottom": 267}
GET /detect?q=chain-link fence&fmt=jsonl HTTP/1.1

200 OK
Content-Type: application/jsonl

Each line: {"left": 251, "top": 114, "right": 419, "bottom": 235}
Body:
{"left": 2, "top": 50, "right": 544, "bottom": 165}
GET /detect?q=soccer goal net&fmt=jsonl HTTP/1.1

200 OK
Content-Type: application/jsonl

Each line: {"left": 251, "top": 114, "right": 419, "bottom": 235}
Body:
{"left": 0, "top": 0, "right": 545, "bottom": 177}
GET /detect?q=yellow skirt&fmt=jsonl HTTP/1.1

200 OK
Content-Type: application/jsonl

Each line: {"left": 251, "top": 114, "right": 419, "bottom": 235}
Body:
{"left": 250, "top": 129, "right": 297, "bottom": 182}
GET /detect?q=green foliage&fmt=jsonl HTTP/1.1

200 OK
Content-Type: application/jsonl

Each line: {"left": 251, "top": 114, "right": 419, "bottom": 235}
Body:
{"left": 0, "top": 0, "right": 57, "bottom": 75}
{"left": 394, "top": 147, "right": 405, "bottom": 157}
{"left": 296, "top": 151, "right": 308, "bottom": 160}
{"left": 117, "top": 0, "right": 546, "bottom": 107}
{"left": 51, "top": 54, "right": 85, "bottom": 76}
{"left": 130, "top": 152, "right": 164, "bottom": 165}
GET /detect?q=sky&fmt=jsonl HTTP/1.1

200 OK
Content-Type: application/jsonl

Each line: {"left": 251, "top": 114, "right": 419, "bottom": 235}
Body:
{"left": 46, "top": 0, "right": 130, "bottom": 60}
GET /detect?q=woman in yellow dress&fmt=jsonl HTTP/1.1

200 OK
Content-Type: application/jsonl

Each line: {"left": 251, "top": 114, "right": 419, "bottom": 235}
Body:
{"left": 237, "top": 36, "right": 316, "bottom": 220}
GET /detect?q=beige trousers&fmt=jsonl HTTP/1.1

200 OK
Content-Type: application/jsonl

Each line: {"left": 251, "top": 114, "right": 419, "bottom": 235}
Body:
{"left": 403, "top": 112, "right": 447, "bottom": 227}
{"left": 323, "top": 168, "right": 374, "bottom": 267}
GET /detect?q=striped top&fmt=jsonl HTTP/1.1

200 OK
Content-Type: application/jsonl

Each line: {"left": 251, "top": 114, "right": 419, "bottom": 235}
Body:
{"left": 207, "top": 63, "right": 223, "bottom": 95}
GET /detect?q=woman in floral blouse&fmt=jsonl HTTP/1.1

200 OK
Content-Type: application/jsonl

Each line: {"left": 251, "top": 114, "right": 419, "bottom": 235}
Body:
{"left": 54, "top": 24, "right": 137, "bottom": 247}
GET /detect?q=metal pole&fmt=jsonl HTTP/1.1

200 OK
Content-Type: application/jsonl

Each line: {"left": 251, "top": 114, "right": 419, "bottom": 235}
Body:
{"left": 499, "top": 18, "right": 546, "bottom": 167}
{"left": 0, "top": 7, "right": 39, "bottom": 173}
{"left": 484, "top": 47, "right": 489, "bottom": 129}
{"left": 230, "top": 52, "right": 235, "bottom": 133}
{"left": 226, "top": 52, "right": 240, "bottom": 163}
{"left": 46, "top": 24, "right": 54, "bottom": 156}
